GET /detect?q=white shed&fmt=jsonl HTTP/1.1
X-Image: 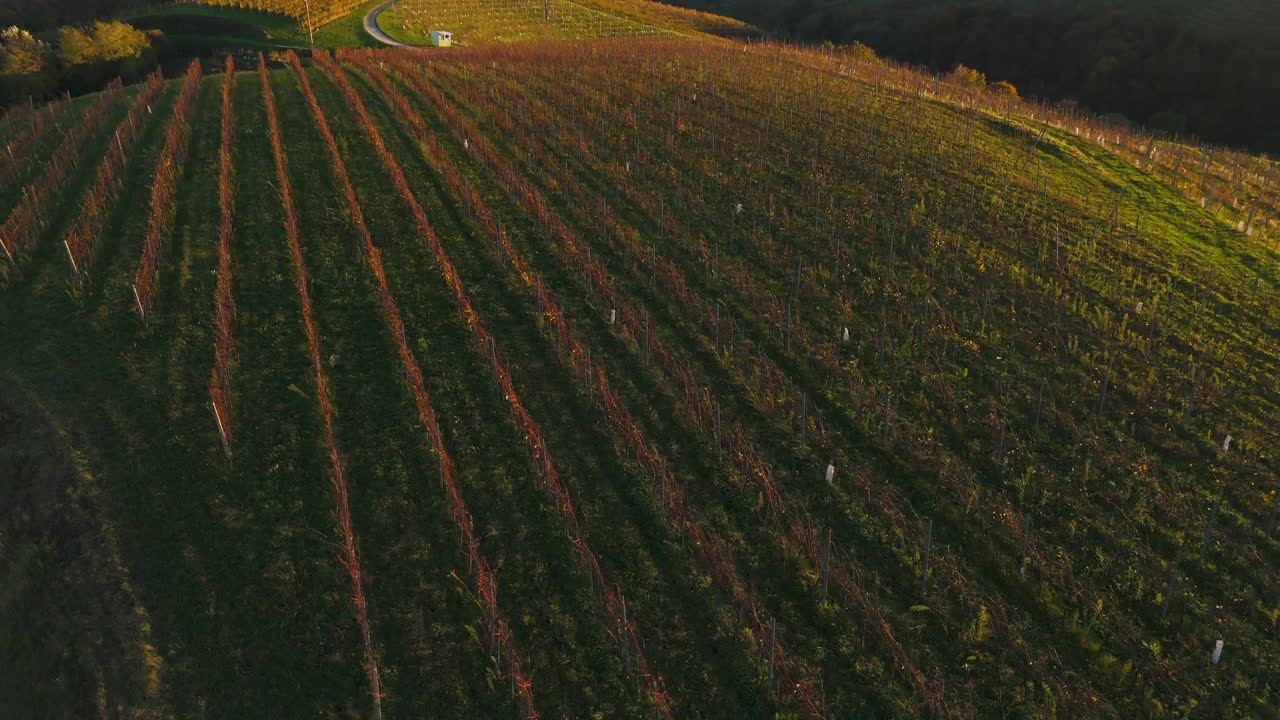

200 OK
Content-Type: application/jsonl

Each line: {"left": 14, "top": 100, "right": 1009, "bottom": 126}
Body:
{"left": 431, "top": 30, "right": 453, "bottom": 47}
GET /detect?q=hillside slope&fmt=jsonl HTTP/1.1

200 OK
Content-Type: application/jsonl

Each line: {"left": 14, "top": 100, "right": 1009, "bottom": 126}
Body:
{"left": 1, "top": 40, "right": 1278, "bottom": 719}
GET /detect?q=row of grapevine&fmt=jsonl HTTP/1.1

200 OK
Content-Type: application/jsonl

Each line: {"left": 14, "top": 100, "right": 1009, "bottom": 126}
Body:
{"left": 517, "top": 48, "right": 1060, "bottom": 708}
{"left": 0, "top": 79, "right": 123, "bottom": 264}
{"left": 512, "top": 43, "right": 1056, "bottom": 569}
{"left": 0, "top": 92, "right": 72, "bottom": 191}
{"left": 209, "top": 57, "right": 236, "bottom": 460}
{"left": 479, "top": 47, "right": 1168, "bottom": 706}
{"left": 286, "top": 50, "right": 545, "bottom": 716}
{"left": 422, "top": 43, "right": 1250, "bottom": 710}
{"left": 586, "top": 37, "right": 1280, "bottom": 617}
{"left": 371, "top": 51, "right": 844, "bottom": 712}
{"left": 377, "top": 47, "right": 825, "bottom": 704}
{"left": 495, "top": 42, "right": 1278, "bottom": 710}
{"left": 132, "top": 61, "right": 203, "bottom": 321}
{"left": 258, "top": 55, "right": 386, "bottom": 720}
{"left": 61, "top": 72, "right": 166, "bottom": 275}
{"left": 394, "top": 49, "right": 955, "bottom": 710}
{"left": 316, "top": 49, "right": 678, "bottom": 716}
{"left": 488, "top": 38, "right": 1054, "bottom": 623}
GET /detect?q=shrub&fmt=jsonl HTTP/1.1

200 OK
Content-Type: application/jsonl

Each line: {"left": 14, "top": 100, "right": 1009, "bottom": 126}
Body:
{"left": 991, "top": 80, "right": 1018, "bottom": 97}
{"left": 843, "top": 41, "right": 878, "bottom": 62}
{"left": 949, "top": 63, "right": 986, "bottom": 88}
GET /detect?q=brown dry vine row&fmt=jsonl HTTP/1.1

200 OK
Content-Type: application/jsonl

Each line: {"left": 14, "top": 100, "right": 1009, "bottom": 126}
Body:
{"left": 349, "top": 49, "right": 838, "bottom": 716}
{"left": 132, "top": 61, "right": 203, "bottom": 320}
{"left": 468, "top": 49, "right": 1124, "bottom": 704}
{"left": 384, "top": 49, "right": 946, "bottom": 715}
{"left": 259, "top": 54, "right": 387, "bottom": 720}
{"left": 320, "top": 48, "right": 685, "bottom": 718}
{"left": 1, "top": 78, "right": 124, "bottom": 264}
{"left": 286, "top": 50, "right": 546, "bottom": 718}
{"left": 503, "top": 47, "right": 1204, "bottom": 702}
{"left": 0, "top": 92, "right": 72, "bottom": 191}
{"left": 209, "top": 56, "right": 236, "bottom": 460}
{"left": 61, "top": 72, "right": 166, "bottom": 275}
{"left": 440, "top": 48, "right": 1116, "bottom": 696}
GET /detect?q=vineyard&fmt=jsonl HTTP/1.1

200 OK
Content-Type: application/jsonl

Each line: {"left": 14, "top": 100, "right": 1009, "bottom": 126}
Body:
{"left": 2, "top": 36, "right": 1279, "bottom": 720}
{"left": 377, "top": 0, "right": 758, "bottom": 45}
{"left": 183, "top": 0, "right": 368, "bottom": 27}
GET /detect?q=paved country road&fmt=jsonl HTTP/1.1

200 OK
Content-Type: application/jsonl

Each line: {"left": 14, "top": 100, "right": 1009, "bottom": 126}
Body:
{"left": 364, "top": 0, "right": 408, "bottom": 47}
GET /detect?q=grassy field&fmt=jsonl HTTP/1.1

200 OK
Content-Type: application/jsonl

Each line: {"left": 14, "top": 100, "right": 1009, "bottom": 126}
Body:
{"left": 2, "top": 37, "right": 1279, "bottom": 720}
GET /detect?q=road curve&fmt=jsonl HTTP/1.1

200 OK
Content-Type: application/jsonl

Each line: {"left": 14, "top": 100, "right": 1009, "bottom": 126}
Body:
{"left": 364, "top": 0, "right": 408, "bottom": 47}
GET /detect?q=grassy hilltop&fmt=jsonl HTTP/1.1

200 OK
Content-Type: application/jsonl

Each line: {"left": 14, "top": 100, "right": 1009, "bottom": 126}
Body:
{"left": 1, "top": 5, "right": 1279, "bottom": 719}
